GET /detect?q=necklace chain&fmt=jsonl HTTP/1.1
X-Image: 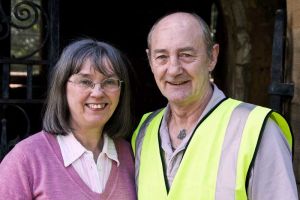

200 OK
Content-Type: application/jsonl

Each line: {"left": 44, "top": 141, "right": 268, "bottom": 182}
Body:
{"left": 177, "top": 129, "right": 187, "bottom": 140}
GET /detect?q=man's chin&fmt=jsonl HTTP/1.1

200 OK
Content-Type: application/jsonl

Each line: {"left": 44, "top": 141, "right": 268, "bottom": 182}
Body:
{"left": 166, "top": 95, "right": 189, "bottom": 105}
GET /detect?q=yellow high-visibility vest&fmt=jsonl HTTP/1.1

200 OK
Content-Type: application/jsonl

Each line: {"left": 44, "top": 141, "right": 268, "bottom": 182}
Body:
{"left": 132, "top": 98, "right": 293, "bottom": 200}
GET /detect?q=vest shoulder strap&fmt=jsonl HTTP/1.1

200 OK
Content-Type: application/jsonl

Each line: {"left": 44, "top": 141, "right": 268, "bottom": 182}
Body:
{"left": 134, "top": 108, "right": 163, "bottom": 155}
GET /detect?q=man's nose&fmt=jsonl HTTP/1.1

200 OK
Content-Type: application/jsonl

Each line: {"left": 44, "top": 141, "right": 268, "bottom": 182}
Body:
{"left": 168, "top": 57, "right": 183, "bottom": 75}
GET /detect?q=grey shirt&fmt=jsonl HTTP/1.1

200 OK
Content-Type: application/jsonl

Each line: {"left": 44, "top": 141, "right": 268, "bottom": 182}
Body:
{"left": 159, "top": 84, "right": 298, "bottom": 200}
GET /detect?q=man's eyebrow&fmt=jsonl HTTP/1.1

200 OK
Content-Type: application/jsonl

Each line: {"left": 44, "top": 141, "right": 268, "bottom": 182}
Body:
{"left": 152, "top": 47, "right": 196, "bottom": 54}
{"left": 178, "top": 47, "right": 196, "bottom": 52}
{"left": 152, "top": 49, "right": 167, "bottom": 54}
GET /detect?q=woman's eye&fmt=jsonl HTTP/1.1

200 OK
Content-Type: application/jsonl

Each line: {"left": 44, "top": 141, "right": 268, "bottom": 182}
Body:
{"left": 80, "top": 79, "right": 93, "bottom": 87}
{"left": 103, "top": 79, "right": 115, "bottom": 86}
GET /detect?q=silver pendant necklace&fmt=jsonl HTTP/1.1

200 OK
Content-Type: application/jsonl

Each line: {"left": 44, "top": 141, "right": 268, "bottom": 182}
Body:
{"left": 177, "top": 129, "right": 187, "bottom": 140}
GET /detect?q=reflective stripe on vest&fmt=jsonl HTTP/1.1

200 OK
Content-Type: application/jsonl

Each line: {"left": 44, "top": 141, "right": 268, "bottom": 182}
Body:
{"left": 132, "top": 98, "right": 293, "bottom": 200}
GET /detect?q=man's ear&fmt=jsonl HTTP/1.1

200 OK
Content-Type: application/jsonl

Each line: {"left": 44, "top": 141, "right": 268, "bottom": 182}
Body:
{"left": 146, "top": 49, "right": 150, "bottom": 61}
{"left": 146, "top": 49, "right": 154, "bottom": 72}
{"left": 209, "top": 44, "right": 219, "bottom": 71}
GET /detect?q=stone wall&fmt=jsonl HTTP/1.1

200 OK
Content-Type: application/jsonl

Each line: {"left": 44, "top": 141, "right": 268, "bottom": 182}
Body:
{"left": 219, "top": 0, "right": 299, "bottom": 194}
{"left": 218, "top": 0, "right": 281, "bottom": 106}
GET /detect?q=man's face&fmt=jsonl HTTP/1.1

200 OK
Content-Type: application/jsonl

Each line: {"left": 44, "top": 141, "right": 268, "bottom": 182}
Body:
{"left": 147, "top": 14, "right": 218, "bottom": 106}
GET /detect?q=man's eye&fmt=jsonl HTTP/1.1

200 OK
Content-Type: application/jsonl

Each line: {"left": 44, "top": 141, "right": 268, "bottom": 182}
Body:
{"left": 179, "top": 53, "right": 195, "bottom": 62}
{"left": 180, "top": 53, "right": 192, "bottom": 57}
{"left": 155, "top": 55, "right": 168, "bottom": 60}
{"left": 154, "top": 55, "right": 168, "bottom": 65}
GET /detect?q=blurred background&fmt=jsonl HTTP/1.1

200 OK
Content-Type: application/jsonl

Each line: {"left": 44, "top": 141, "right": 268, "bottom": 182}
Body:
{"left": 0, "top": 0, "right": 299, "bottom": 193}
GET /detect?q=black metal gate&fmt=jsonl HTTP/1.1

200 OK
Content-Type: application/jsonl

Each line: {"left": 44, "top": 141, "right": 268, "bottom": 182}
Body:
{"left": 269, "top": 9, "right": 294, "bottom": 115}
{"left": 0, "top": 0, "right": 59, "bottom": 160}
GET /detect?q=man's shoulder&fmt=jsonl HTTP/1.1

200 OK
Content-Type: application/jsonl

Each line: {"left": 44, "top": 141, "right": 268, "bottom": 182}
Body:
{"left": 140, "top": 107, "right": 165, "bottom": 123}
{"left": 227, "top": 98, "right": 271, "bottom": 112}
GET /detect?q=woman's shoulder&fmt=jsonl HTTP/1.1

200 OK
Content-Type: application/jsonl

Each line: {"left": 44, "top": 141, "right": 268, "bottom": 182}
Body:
{"left": 114, "top": 138, "right": 131, "bottom": 147}
{"left": 113, "top": 138, "right": 134, "bottom": 155}
{"left": 5, "top": 131, "right": 56, "bottom": 159}
{"left": 113, "top": 138, "right": 134, "bottom": 167}
{"left": 15, "top": 131, "right": 53, "bottom": 148}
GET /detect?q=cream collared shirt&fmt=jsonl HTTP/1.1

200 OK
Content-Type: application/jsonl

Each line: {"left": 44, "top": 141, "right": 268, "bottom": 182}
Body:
{"left": 57, "top": 133, "right": 119, "bottom": 193}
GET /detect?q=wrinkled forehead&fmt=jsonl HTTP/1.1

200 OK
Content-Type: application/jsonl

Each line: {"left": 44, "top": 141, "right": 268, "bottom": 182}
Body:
{"left": 150, "top": 15, "right": 204, "bottom": 49}
{"left": 150, "top": 13, "right": 203, "bottom": 45}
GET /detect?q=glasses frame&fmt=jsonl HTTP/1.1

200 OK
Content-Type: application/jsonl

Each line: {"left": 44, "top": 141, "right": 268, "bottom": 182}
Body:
{"left": 68, "top": 75, "right": 124, "bottom": 92}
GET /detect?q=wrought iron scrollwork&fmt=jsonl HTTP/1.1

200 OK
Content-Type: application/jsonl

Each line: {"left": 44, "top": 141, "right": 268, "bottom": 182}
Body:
{"left": 0, "top": 0, "right": 49, "bottom": 59}
{"left": 11, "top": 1, "right": 40, "bottom": 29}
{"left": 0, "top": 104, "right": 31, "bottom": 160}
{"left": 0, "top": 0, "right": 59, "bottom": 160}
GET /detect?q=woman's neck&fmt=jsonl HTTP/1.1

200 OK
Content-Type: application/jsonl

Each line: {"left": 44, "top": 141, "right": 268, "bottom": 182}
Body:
{"left": 72, "top": 127, "right": 104, "bottom": 161}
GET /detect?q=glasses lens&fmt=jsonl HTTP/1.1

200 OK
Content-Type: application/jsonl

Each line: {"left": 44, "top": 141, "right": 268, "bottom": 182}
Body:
{"left": 102, "top": 78, "right": 120, "bottom": 91}
{"left": 70, "top": 75, "right": 122, "bottom": 92}
{"left": 77, "top": 78, "right": 94, "bottom": 89}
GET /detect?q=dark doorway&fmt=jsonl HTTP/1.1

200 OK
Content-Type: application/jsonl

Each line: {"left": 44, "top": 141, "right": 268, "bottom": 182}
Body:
{"left": 60, "top": 1, "right": 214, "bottom": 126}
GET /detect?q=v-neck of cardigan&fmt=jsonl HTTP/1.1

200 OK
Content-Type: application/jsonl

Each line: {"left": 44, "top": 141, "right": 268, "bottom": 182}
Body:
{"left": 44, "top": 132, "right": 119, "bottom": 199}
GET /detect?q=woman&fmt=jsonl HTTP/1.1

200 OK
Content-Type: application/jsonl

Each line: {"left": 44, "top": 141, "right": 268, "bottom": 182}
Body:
{"left": 0, "top": 39, "right": 137, "bottom": 199}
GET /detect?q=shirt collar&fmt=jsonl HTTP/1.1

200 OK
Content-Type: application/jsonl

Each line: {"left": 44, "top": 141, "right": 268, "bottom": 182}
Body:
{"left": 159, "top": 83, "right": 226, "bottom": 152}
{"left": 200, "top": 83, "right": 226, "bottom": 118}
{"left": 57, "top": 133, "right": 119, "bottom": 167}
{"left": 57, "top": 133, "right": 86, "bottom": 167}
{"left": 162, "top": 83, "right": 225, "bottom": 127}
{"left": 100, "top": 134, "right": 120, "bottom": 166}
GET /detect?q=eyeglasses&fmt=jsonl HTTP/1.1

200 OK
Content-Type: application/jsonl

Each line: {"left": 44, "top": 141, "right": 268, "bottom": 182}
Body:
{"left": 68, "top": 76, "right": 123, "bottom": 92}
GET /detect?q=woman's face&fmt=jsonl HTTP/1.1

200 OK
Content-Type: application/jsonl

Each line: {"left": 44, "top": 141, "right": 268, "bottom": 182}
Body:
{"left": 66, "top": 58, "right": 121, "bottom": 131}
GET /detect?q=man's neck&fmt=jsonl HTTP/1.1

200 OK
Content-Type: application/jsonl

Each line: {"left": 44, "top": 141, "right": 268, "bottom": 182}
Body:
{"left": 168, "top": 86, "right": 213, "bottom": 149}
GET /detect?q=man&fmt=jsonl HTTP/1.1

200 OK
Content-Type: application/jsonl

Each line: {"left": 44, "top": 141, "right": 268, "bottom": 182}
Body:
{"left": 132, "top": 12, "right": 298, "bottom": 199}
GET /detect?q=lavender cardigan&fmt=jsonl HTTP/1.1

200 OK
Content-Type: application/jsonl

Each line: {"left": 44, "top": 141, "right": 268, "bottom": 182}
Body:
{"left": 0, "top": 131, "right": 136, "bottom": 200}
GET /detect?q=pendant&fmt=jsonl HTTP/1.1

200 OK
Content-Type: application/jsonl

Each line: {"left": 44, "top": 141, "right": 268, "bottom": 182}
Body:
{"left": 177, "top": 129, "right": 187, "bottom": 140}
